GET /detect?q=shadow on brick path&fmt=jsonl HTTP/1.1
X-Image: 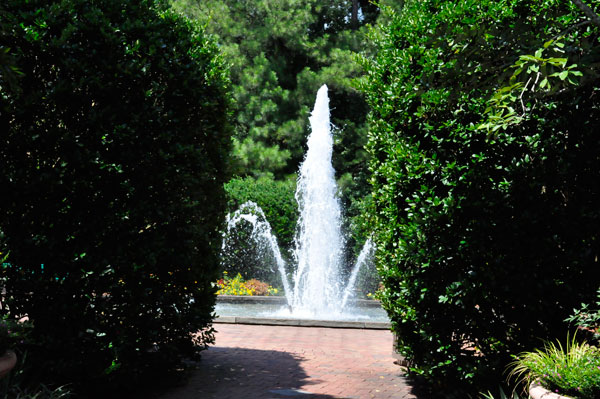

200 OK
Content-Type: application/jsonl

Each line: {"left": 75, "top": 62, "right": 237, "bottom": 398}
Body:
{"left": 157, "top": 324, "right": 423, "bottom": 399}
{"left": 159, "top": 347, "right": 338, "bottom": 399}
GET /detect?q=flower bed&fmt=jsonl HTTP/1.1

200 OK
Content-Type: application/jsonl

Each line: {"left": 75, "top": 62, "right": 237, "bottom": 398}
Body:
{"left": 216, "top": 272, "right": 279, "bottom": 296}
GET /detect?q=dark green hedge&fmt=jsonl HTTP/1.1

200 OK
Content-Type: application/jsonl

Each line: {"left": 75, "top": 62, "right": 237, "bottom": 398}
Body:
{"left": 0, "top": 0, "right": 230, "bottom": 394}
{"left": 363, "top": 0, "right": 600, "bottom": 395}
{"left": 224, "top": 176, "right": 298, "bottom": 249}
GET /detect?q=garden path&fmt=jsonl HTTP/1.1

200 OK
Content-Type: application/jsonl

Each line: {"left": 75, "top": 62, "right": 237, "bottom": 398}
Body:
{"left": 159, "top": 324, "right": 422, "bottom": 399}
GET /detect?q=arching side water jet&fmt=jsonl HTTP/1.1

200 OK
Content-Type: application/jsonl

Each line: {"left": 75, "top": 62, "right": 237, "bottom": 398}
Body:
{"left": 340, "top": 237, "right": 375, "bottom": 309}
{"left": 222, "top": 202, "right": 293, "bottom": 307}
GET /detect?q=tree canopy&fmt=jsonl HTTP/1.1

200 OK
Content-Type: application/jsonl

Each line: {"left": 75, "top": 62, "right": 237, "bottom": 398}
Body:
{"left": 171, "top": 0, "right": 378, "bottom": 179}
{"left": 169, "top": 0, "right": 402, "bottom": 256}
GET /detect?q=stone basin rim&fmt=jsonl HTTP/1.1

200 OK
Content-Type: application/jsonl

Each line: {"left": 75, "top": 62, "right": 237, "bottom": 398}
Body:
{"left": 214, "top": 315, "right": 391, "bottom": 330}
{"left": 217, "top": 295, "right": 382, "bottom": 308}
{"left": 215, "top": 296, "right": 389, "bottom": 329}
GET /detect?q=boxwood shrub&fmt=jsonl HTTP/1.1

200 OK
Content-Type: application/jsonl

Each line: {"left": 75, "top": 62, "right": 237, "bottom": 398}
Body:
{"left": 0, "top": 0, "right": 230, "bottom": 394}
{"left": 362, "top": 0, "right": 600, "bottom": 395}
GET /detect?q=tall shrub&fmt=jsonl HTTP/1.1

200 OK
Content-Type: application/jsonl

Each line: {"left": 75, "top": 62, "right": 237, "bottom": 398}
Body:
{"left": 362, "top": 0, "right": 600, "bottom": 395}
{"left": 0, "top": 0, "right": 231, "bottom": 393}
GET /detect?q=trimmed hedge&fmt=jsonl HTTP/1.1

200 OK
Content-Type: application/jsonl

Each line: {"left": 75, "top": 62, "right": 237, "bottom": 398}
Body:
{"left": 362, "top": 0, "right": 600, "bottom": 395}
{"left": 224, "top": 176, "right": 298, "bottom": 249}
{"left": 0, "top": 0, "right": 230, "bottom": 394}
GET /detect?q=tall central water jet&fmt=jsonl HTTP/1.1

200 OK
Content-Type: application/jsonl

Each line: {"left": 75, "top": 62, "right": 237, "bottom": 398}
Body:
{"left": 291, "top": 84, "right": 344, "bottom": 314}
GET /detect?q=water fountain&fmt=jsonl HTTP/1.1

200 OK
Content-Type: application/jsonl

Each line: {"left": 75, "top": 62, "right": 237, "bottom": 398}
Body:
{"left": 219, "top": 85, "right": 387, "bottom": 325}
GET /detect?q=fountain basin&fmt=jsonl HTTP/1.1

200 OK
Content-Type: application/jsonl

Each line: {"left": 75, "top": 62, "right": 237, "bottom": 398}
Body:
{"left": 214, "top": 295, "right": 391, "bottom": 329}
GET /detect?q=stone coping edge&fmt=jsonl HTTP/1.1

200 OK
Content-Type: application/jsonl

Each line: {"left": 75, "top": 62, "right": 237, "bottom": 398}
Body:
{"left": 217, "top": 295, "right": 382, "bottom": 308}
{"left": 214, "top": 315, "right": 391, "bottom": 330}
{"left": 529, "top": 381, "right": 574, "bottom": 399}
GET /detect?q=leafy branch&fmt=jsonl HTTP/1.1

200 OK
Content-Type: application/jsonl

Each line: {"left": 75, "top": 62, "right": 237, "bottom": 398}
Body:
{"left": 572, "top": 0, "right": 600, "bottom": 28}
{"left": 479, "top": 40, "right": 582, "bottom": 133}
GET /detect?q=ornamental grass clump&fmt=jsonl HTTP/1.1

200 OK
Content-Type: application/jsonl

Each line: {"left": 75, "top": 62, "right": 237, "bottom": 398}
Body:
{"left": 508, "top": 335, "right": 600, "bottom": 399}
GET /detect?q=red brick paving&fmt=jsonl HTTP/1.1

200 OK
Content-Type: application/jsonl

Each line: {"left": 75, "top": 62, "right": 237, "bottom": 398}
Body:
{"left": 159, "top": 324, "right": 421, "bottom": 399}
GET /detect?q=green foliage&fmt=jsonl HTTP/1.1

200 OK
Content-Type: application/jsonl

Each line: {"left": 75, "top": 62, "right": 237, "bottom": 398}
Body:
{"left": 0, "top": 315, "right": 32, "bottom": 356}
{"left": 508, "top": 336, "right": 600, "bottom": 399}
{"left": 0, "top": 5, "right": 23, "bottom": 95}
{"left": 362, "top": 0, "right": 600, "bottom": 394}
{"left": 0, "top": 0, "right": 231, "bottom": 395}
{"left": 1, "top": 318, "right": 72, "bottom": 399}
{"left": 1, "top": 382, "right": 72, "bottom": 399}
{"left": 479, "top": 386, "right": 525, "bottom": 399}
{"left": 566, "top": 288, "right": 600, "bottom": 342}
{"left": 480, "top": 38, "right": 584, "bottom": 132}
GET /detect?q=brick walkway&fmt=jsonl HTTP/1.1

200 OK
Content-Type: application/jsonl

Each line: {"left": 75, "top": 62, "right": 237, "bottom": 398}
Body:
{"left": 159, "top": 324, "right": 421, "bottom": 399}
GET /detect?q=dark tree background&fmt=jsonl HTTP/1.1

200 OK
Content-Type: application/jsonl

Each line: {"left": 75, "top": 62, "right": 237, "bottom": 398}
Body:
{"left": 170, "top": 0, "right": 401, "bottom": 258}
